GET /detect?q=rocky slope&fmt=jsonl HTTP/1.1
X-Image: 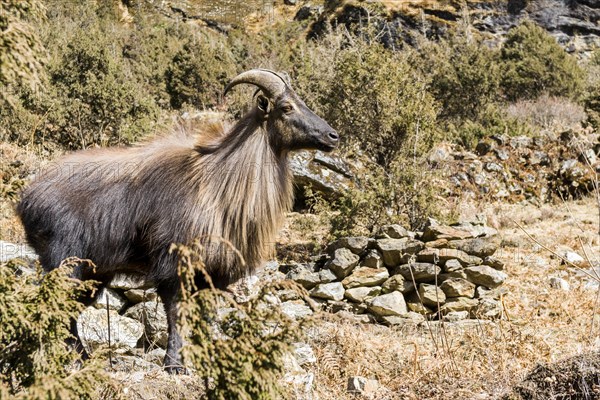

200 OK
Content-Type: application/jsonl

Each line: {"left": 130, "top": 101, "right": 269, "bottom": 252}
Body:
{"left": 304, "top": 0, "right": 600, "bottom": 56}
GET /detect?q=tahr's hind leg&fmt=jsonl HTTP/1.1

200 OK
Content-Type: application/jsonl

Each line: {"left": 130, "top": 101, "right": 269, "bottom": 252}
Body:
{"left": 157, "top": 280, "right": 185, "bottom": 374}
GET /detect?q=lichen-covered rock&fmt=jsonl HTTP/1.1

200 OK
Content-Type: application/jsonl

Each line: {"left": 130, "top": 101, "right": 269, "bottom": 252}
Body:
{"left": 92, "top": 288, "right": 127, "bottom": 312}
{"left": 318, "top": 268, "right": 337, "bottom": 283}
{"left": 440, "top": 278, "right": 476, "bottom": 298}
{"left": 77, "top": 307, "right": 144, "bottom": 353}
{"left": 380, "top": 224, "right": 412, "bottom": 239}
{"left": 281, "top": 301, "right": 313, "bottom": 319}
{"left": 108, "top": 273, "right": 151, "bottom": 290}
{"left": 344, "top": 286, "right": 381, "bottom": 303}
{"left": 310, "top": 282, "right": 345, "bottom": 301}
{"left": 394, "top": 263, "right": 441, "bottom": 283}
{"left": 381, "top": 275, "right": 414, "bottom": 294}
{"left": 424, "top": 238, "right": 449, "bottom": 248}
{"left": 342, "top": 267, "right": 389, "bottom": 288}
{"left": 290, "top": 150, "right": 353, "bottom": 199}
{"left": 421, "top": 223, "right": 474, "bottom": 242}
{"left": 473, "top": 298, "right": 502, "bottom": 319}
{"left": 124, "top": 301, "right": 168, "bottom": 348}
{"left": 443, "top": 259, "right": 463, "bottom": 273}
{"left": 447, "top": 237, "right": 500, "bottom": 257}
{"left": 366, "top": 292, "right": 407, "bottom": 317}
{"left": 293, "top": 342, "right": 317, "bottom": 366}
{"left": 326, "top": 248, "right": 360, "bottom": 279}
{"left": 418, "top": 283, "right": 446, "bottom": 307}
{"left": 439, "top": 270, "right": 468, "bottom": 283}
{"left": 465, "top": 265, "right": 507, "bottom": 288}
{"left": 440, "top": 297, "right": 478, "bottom": 314}
{"left": 327, "top": 236, "right": 369, "bottom": 255}
{"left": 360, "top": 250, "right": 384, "bottom": 269}
{"left": 484, "top": 256, "right": 505, "bottom": 270}
{"left": 417, "top": 248, "right": 482, "bottom": 266}
{"left": 376, "top": 238, "right": 425, "bottom": 267}
{"left": 405, "top": 292, "right": 433, "bottom": 315}
{"left": 287, "top": 266, "right": 321, "bottom": 290}
{"left": 124, "top": 288, "right": 158, "bottom": 304}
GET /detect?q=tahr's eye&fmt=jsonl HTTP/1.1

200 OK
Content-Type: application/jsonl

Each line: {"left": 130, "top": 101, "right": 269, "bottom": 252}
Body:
{"left": 281, "top": 105, "right": 293, "bottom": 113}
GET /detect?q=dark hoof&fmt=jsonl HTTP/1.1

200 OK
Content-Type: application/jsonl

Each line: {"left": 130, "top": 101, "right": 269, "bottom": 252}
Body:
{"left": 164, "top": 364, "right": 186, "bottom": 374}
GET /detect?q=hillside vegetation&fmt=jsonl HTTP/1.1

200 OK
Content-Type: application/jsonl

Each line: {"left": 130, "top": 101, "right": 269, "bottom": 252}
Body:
{"left": 1, "top": 0, "right": 600, "bottom": 399}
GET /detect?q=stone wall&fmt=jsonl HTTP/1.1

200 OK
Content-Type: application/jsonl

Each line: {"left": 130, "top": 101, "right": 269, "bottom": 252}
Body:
{"left": 284, "top": 219, "right": 506, "bottom": 325}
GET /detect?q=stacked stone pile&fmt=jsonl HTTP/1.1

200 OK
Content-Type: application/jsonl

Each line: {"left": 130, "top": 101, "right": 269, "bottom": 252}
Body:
{"left": 284, "top": 219, "right": 507, "bottom": 325}
{"left": 432, "top": 132, "right": 600, "bottom": 203}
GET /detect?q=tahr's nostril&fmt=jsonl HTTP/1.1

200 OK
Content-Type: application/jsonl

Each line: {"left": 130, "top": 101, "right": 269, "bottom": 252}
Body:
{"left": 328, "top": 131, "right": 339, "bottom": 141}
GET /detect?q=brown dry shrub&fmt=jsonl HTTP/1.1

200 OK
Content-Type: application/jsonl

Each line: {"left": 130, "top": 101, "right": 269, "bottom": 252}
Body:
{"left": 505, "top": 95, "right": 586, "bottom": 134}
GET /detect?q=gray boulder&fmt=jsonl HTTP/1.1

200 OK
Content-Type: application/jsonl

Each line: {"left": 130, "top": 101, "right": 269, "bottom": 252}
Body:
{"left": 281, "top": 301, "right": 313, "bottom": 319}
{"left": 440, "top": 297, "right": 479, "bottom": 314}
{"left": 326, "top": 248, "right": 359, "bottom": 279}
{"left": 341, "top": 267, "right": 389, "bottom": 288}
{"left": 367, "top": 292, "right": 407, "bottom": 317}
{"left": 440, "top": 278, "right": 476, "bottom": 298}
{"left": 327, "top": 237, "right": 369, "bottom": 255}
{"left": 418, "top": 283, "right": 446, "bottom": 307}
{"left": 77, "top": 307, "right": 144, "bottom": 353}
{"left": 92, "top": 288, "right": 127, "bottom": 312}
{"left": 417, "top": 248, "right": 482, "bottom": 266}
{"left": 380, "top": 224, "right": 412, "bottom": 239}
{"left": 310, "top": 282, "right": 345, "bottom": 301}
{"left": 381, "top": 275, "right": 415, "bottom": 294}
{"left": 108, "top": 273, "right": 151, "bottom": 290}
{"left": 360, "top": 249, "right": 384, "bottom": 269}
{"left": 447, "top": 237, "right": 500, "bottom": 257}
{"left": 124, "top": 301, "right": 168, "bottom": 348}
{"left": 376, "top": 238, "right": 425, "bottom": 267}
{"left": 290, "top": 150, "right": 353, "bottom": 200}
{"left": 465, "top": 265, "right": 508, "bottom": 288}
{"left": 318, "top": 268, "right": 337, "bottom": 283}
{"left": 124, "top": 288, "right": 158, "bottom": 304}
{"left": 394, "top": 263, "right": 441, "bottom": 283}
{"left": 287, "top": 265, "right": 321, "bottom": 290}
{"left": 344, "top": 286, "right": 381, "bottom": 303}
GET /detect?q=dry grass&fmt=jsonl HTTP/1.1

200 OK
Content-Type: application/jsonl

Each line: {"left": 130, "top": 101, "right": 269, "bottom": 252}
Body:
{"left": 505, "top": 95, "right": 587, "bottom": 135}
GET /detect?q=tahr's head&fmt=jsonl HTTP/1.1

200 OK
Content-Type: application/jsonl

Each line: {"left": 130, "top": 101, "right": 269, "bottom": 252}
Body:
{"left": 224, "top": 69, "right": 339, "bottom": 153}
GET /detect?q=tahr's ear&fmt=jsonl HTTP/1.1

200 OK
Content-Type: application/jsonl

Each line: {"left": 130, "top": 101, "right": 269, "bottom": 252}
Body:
{"left": 257, "top": 94, "right": 270, "bottom": 113}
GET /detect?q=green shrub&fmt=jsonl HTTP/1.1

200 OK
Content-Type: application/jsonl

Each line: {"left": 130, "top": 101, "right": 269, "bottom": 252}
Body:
{"left": 420, "top": 33, "right": 501, "bottom": 122}
{"left": 500, "top": 20, "right": 585, "bottom": 101}
{"left": 312, "top": 158, "right": 443, "bottom": 238}
{"left": 46, "top": 25, "right": 160, "bottom": 149}
{"left": 0, "top": 259, "right": 109, "bottom": 399}
{"left": 1, "top": 2, "right": 170, "bottom": 149}
{"left": 0, "top": 0, "right": 47, "bottom": 94}
{"left": 174, "top": 241, "right": 307, "bottom": 400}
{"left": 450, "top": 104, "right": 535, "bottom": 149}
{"left": 294, "top": 32, "right": 440, "bottom": 167}
{"left": 165, "top": 33, "right": 237, "bottom": 110}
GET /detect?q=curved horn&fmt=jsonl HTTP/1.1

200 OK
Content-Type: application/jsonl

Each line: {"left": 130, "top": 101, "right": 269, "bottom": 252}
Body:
{"left": 224, "top": 69, "right": 288, "bottom": 99}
